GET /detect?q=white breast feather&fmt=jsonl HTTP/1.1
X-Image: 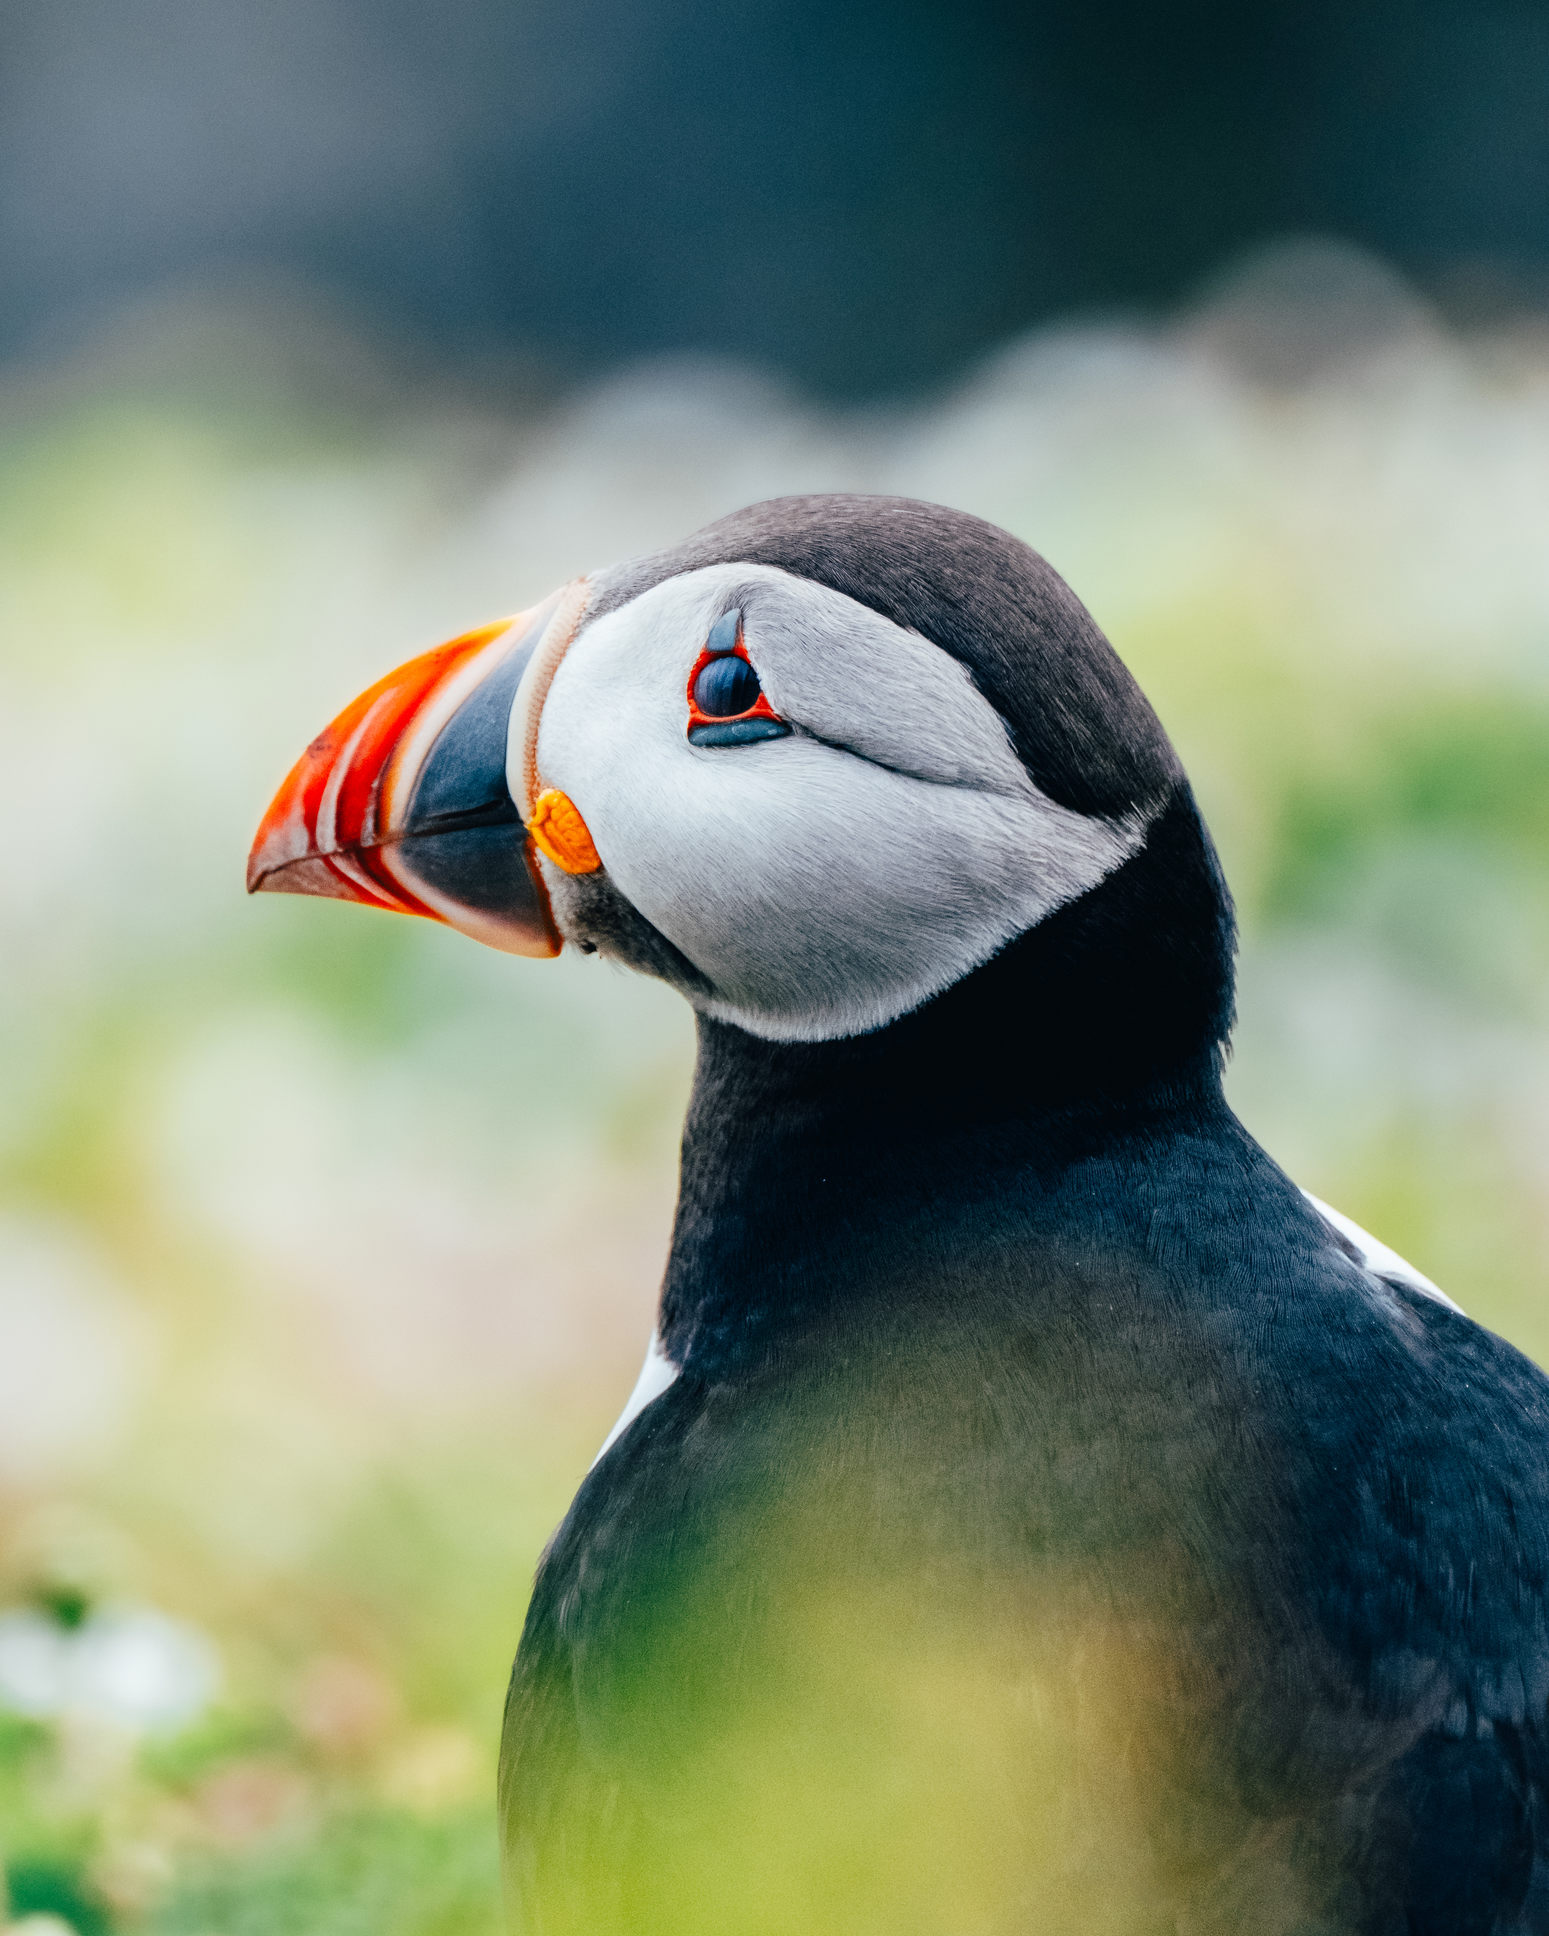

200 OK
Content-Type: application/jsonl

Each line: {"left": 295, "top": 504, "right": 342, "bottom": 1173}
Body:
{"left": 591, "top": 1331, "right": 681, "bottom": 1468}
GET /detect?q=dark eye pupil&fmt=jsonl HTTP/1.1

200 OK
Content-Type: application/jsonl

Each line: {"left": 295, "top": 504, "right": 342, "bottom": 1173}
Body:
{"left": 693, "top": 654, "right": 762, "bottom": 718}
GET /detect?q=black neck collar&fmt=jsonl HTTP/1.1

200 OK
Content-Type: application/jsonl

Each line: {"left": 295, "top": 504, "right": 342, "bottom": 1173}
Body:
{"left": 658, "top": 788, "right": 1238, "bottom": 1361}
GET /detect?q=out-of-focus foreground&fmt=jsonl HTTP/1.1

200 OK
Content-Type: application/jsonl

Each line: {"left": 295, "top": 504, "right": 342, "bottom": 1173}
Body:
{"left": 2, "top": 243, "right": 1549, "bottom": 1933}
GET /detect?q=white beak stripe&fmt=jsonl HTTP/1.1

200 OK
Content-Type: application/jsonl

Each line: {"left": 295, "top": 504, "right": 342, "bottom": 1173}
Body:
{"left": 509, "top": 578, "right": 592, "bottom": 821}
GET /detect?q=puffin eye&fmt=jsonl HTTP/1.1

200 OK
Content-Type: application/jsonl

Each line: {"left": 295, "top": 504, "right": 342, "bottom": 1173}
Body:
{"left": 685, "top": 607, "right": 791, "bottom": 747}
{"left": 693, "top": 654, "right": 763, "bottom": 718}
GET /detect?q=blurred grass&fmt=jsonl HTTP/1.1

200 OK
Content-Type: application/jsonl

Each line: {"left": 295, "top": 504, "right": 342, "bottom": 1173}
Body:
{"left": 1, "top": 245, "right": 1548, "bottom": 1930}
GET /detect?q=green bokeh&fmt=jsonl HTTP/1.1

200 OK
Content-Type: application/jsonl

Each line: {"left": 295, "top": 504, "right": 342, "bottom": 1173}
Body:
{"left": 2, "top": 273, "right": 1547, "bottom": 1929}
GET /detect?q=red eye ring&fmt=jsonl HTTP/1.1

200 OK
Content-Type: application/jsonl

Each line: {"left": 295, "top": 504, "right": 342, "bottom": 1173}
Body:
{"left": 685, "top": 622, "right": 787, "bottom": 740}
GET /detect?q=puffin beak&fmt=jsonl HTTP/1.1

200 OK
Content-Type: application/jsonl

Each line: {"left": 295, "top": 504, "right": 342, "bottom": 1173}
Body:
{"left": 247, "top": 580, "right": 590, "bottom": 957}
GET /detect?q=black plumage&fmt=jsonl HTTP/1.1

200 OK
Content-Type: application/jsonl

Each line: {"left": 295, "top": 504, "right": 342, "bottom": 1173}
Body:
{"left": 489, "top": 499, "right": 1549, "bottom": 1930}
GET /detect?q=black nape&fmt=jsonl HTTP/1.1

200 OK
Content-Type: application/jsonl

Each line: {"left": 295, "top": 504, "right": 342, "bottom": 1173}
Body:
{"left": 688, "top": 782, "right": 1235, "bottom": 1145}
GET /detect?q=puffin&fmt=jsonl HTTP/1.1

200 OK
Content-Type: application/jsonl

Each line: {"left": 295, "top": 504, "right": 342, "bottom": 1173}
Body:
{"left": 249, "top": 496, "right": 1549, "bottom": 1934}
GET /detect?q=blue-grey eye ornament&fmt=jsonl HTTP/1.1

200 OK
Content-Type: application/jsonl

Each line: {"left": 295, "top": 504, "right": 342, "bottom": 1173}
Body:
{"left": 685, "top": 608, "right": 792, "bottom": 747}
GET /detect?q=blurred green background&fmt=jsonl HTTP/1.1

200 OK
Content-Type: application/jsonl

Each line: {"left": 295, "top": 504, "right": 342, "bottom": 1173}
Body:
{"left": 4, "top": 3, "right": 1549, "bottom": 1929}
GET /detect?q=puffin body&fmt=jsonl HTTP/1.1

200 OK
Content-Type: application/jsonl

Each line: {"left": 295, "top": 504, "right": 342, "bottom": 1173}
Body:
{"left": 251, "top": 498, "right": 1549, "bottom": 1933}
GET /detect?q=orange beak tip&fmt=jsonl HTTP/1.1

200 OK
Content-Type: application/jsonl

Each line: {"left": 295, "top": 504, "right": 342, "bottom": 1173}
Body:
{"left": 246, "top": 853, "right": 350, "bottom": 901}
{"left": 247, "top": 606, "right": 572, "bottom": 957}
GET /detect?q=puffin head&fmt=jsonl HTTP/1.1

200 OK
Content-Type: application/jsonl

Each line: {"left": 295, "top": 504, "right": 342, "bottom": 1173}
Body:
{"left": 250, "top": 495, "right": 1232, "bottom": 1078}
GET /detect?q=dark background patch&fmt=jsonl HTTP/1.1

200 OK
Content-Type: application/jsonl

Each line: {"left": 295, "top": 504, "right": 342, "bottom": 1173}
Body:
{"left": 5, "top": 0, "right": 1549, "bottom": 396}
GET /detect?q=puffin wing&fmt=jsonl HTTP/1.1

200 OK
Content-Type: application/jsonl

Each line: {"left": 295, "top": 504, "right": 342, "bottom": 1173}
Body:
{"left": 1297, "top": 1265, "right": 1549, "bottom": 1927}
{"left": 1302, "top": 1191, "right": 1463, "bottom": 1312}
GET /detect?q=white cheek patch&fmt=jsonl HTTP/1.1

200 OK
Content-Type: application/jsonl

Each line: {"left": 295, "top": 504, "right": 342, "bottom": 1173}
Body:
{"left": 533, "top": 564, "right": 1148, "bottom": 1042}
